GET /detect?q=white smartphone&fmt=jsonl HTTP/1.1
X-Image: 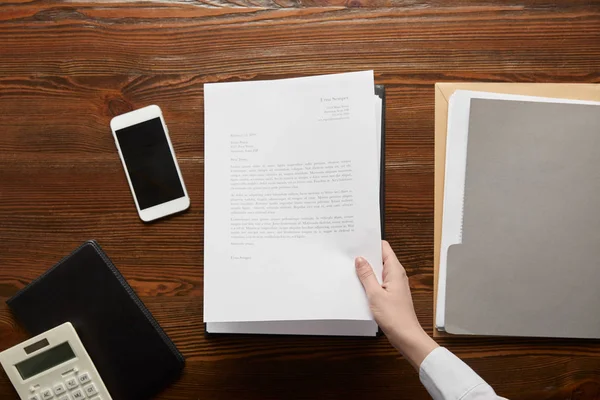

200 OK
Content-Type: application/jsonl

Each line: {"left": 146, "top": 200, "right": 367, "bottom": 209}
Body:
{"left": 110, "top": 105, "right": 190, "bottom": 222}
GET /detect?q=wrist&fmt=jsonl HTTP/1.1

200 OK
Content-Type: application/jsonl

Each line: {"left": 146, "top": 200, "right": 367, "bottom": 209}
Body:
{"left": 387, "top": 326, "right": 439, "bottom": 370}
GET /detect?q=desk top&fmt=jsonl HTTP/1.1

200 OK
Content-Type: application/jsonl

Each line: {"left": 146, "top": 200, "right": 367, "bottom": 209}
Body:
{"left": 1, "top": 1, "right": 600, "bottom": 399}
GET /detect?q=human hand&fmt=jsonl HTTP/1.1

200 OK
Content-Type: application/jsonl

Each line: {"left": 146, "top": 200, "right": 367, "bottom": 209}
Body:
{"left": 355, "top": 240, "right": 438, "bottom": 369}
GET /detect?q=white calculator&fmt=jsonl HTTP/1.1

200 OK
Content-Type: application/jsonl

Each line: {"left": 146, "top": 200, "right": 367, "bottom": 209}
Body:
{"left": 0, "top": 322, "right": 112, "bottom": 400}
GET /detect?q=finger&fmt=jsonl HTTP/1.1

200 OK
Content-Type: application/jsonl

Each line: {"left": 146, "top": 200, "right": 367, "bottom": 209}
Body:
{"left": 381, "top": 240, "right": 405, "bottom": 283}
{"left": 355, "top": 256, "right": 382, "bottom": 296}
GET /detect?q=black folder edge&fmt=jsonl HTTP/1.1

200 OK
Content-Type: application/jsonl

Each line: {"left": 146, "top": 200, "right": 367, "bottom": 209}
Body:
{"left": 374, "top": 84, "right": 385, "bottom": 337}
{"left": 205, "top": 84, "right": 386, "bottom": 338}
{"left": 376, "top": 84, "right": 386, "bottom": 238}
{"left": 6, "top": 240, "right": 185, "bottom": 369}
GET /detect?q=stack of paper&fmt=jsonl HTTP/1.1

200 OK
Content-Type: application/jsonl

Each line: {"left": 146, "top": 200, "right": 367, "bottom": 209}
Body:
{"left": 203, "top": 71, "right": 384, "bottom": 336}
{"left": 435, "top": 85, "right": 600, "bottom": 338}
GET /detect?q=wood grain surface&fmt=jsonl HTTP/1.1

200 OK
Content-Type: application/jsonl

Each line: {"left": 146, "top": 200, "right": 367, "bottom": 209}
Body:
{"left": 1, "top": 1, "right": 600, "bottom": 399}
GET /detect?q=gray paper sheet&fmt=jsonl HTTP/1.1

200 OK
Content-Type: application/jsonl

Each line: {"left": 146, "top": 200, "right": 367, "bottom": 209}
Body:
{"left": 446, "top": 99, "right": 600, "bottom": 338}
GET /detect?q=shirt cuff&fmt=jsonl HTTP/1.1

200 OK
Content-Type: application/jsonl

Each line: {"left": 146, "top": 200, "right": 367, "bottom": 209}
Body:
{"left": 419, "top": 347, "right": 488, "bottom": 400}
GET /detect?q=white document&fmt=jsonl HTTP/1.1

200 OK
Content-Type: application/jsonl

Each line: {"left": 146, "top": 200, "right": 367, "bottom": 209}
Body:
{"left": 204, "top": 71, "right": 383, "bottom": 334}
{"left": 436, "top": 90, "right": 600, "bottom": 330}
{"left": 207, "top": 93, "right": 383, "bottom": 336}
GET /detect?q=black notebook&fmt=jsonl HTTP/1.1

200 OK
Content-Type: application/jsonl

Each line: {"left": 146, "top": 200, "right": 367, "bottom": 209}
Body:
{"left": 7, "top": 240, "right": 184, "bottom": 400}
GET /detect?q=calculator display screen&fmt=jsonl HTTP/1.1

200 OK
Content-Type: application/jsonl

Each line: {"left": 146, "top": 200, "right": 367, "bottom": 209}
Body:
{"left": 15, "top": 342, "right": 76, "bottom": 380}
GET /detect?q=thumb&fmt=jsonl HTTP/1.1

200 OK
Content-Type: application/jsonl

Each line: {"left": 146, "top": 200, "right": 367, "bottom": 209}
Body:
{"left": 355, "top": 257, "right": 382, "bottom": 296}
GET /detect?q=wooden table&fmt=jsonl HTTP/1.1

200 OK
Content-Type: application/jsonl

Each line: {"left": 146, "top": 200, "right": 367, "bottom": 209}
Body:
{"left": 1, "top": 1, "right": 600, "bottom": 399}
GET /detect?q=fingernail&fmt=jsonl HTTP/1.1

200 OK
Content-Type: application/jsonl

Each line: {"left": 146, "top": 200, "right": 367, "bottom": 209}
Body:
{"left": 355, "top": 257, "right": 366, "bottom": 269}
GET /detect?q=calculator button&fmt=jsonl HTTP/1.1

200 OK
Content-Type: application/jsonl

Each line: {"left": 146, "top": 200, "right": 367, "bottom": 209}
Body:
{"left": 77, "top": 372, "right": 91, "bottom": 385}
{"left": 28, "top": 395, "right": 41, "bottom": 400}
{"left": 65, "top": 377, "right": 79, "bottom": 390}
{"left": 58, "top": 395, "right": 72, "bottom": 400}
{"left": 83, "top": 383, "right": 97, "bottom": 398}
{"left": 41, "top": 388, "right": 54, "bottom": 399}
{"left": 71, "top": 389, "right": 85, "bottom": 400}
{"left": 54, "top": 383, "right": 67, "bottom": 395}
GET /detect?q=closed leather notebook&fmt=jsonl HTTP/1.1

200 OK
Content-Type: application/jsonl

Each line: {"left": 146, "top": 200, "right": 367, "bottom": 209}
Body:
{"left": 6, "top": 240, "right": 184, "bottom": 400}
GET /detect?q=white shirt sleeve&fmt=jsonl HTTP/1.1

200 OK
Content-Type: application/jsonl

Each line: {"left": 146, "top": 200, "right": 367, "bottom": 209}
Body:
{"left": 419, "top": 347, "right": 507, "bottom": 400}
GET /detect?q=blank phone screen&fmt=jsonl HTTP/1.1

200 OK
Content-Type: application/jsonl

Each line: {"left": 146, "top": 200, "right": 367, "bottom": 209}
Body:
{"left": 115, "top": 117, "right": 185, "bottom": 210}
